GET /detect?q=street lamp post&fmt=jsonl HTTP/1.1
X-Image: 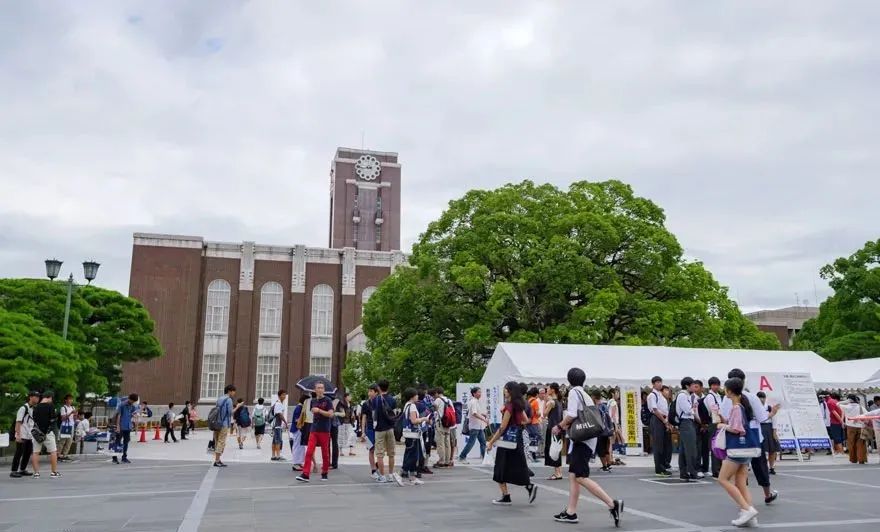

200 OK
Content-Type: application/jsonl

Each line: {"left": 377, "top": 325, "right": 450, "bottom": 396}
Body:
{"left": 45, "top": 258, "right": 101, "bottom": 340}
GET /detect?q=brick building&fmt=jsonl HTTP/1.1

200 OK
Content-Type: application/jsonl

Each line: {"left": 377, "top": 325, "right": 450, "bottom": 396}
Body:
{"left": 122, "top": 148, "right": 404, "bottom": 404}
{"left": 745, "top": 305, "right": 819, "bottom": 349}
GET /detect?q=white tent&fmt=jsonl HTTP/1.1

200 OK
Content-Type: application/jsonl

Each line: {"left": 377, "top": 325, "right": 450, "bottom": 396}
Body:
{"left": 480, "top": 342, "right": 880, "bottom": 390}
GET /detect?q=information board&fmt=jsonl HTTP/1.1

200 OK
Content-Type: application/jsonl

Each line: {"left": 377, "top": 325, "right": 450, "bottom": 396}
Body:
{"left": 746, "top": 372, "right": 830, "bottom": 451}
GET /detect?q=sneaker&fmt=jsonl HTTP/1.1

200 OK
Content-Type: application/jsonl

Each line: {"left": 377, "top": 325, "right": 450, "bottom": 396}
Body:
{"left": 371, "top": 471, "right": 380, "bottom": 481}
{"left": 764, "top": 490, "right": 778, "bottom": 505}
{"left": 492, "top": 495, "right": 512, "bottom": 506}
{"left": 411, "top": 477, "right": 424, "bottom": 486}
{"left": 239, "top": 443, "right": 243, "bottom": 450}
{"left": 18, "top": 470, "right": 33, "bottom": 477}
{"left": 112, "top": 457, "right": 119, "bottom": 464}
{"left": 656, "top": 470, "right": 671, "bottom": 477}
{"left": 553, "top": 510, "right": 578, "bottom": 523}
{"left": 121, "top": 458, "right": 131, "bottom": 464}
{"left": 321, "top": 473, "right": 328, "bottom": 481}
{"left": 746, "top": 516, "right": 759, "bottom": 528}
{"left": 392, "top": 473, "right": 404, "bottom": 487}
{"left": 375, "top": 475, "right": 388, "bottom": 483}
{"left": 696, "top": 472, "right": 705, "bottom": 479}
{"left": 270, "top": 456, "right": 278, "bottom": 461}
{"left": 295, "top": 474, "right": 310, "bottom": 483}
{"left": 526, "top": 484, "right": 538, "bottom": 504}
{"left": 610, "top": 500, "right": 623, "bottom": 527}
{"left": 32, "top": 473, "right": 41, "bottom": 479}
{"left": 769, "top": 468, "right": 776, "bottom": 475}
{"left": 50, "top": 472, "right": 62, "bottom": 479}
{"left": 731, "top": 507, "right": 758, "bottom": 527}
{"left": 458, "top": 458, "right": 470, "bottom": 464}
{"left": 213, "top": 461, "right": 227, "bottom": 468}
{"left": 9, "top": 472, "right": 21, "bottom": 478}
{"left": 420, "top": 467, "right": 434, "bottom": 475}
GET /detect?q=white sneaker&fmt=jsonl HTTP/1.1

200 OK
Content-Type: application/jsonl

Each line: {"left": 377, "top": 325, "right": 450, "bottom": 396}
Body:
{"left": 375, "top": 475, "right": 387, "bottom": 483}
{"left": 731, "top": 507, "right": 758, "bottom": 527}
{"left": 392, "top": 472, "right": 404, "bottom": 487}
{"left": 458, "top": 458, "right": 470, "bottom": 464}
{"left": 371, "top": 471, "right": 380, "bottom": 481}
{"left": 746, "top": 516, "right": 758, "bottom": 527}
{"left": 696, "top": 472, "right": 705, "bottom": 479}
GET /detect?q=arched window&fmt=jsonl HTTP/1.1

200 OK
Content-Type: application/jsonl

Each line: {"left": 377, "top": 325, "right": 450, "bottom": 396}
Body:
{"left": 361, "top": 286, "right": 377, "bottom": 317}
{"left": 255, "top": 282, "right": 283, "bottom": 400}
{"left": 200, "top": 279, "right": 231, "bottom": 400}
{"left": 310, "top": 284, "right": 334, "bottom": 376}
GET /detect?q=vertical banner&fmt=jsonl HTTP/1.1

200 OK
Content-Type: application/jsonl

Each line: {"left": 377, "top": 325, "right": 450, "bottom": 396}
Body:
{"left": 486, "top": 384, "right": 503, "bottom": 425}
{"left": 746, "top": 372, "right": 830, "bottom": 453}
{"left": 621, "top": 387, "right": 643, "bottom": 455}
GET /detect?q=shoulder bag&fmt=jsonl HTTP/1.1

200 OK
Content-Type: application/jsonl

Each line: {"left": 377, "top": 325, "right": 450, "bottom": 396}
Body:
{"left": 568, "top": 388, "right": 605, "bottom": 443}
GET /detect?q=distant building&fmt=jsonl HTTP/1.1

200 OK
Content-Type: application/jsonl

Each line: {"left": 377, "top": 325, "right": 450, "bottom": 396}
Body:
{"left": 745, "top": 306, "right": 819, "bottom": 349}
{"left": 122, "top": 148, "right": 404, "bottom": 404}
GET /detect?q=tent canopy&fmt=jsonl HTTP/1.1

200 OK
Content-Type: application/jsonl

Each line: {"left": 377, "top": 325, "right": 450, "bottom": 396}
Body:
{"left": 480, "top": 342, "right": 880, "bottom": 390}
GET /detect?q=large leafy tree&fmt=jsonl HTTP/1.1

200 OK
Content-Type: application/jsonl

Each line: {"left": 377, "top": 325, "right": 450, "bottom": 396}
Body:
{"left": 794, "top": 239, "right": 880, "bottom": 360}
{"left": 345, "top": 180, "right": 778, "bottom": 395}
{"left": 0, "top": 307, "right": 79, "bottom": 429}
{"left": 0, "top": 279, "right": 163, "bottom": 399}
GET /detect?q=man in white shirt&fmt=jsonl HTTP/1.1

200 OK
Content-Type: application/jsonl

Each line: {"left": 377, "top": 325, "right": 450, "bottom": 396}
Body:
{"left": 721, "top": 369, "right": 778, "bottom": 505}
{"left": 551, "top": 367, "right": 623, "bottom": 526}
{"left": 270, "top": 390, "right": 288, "bottom": 462}
{"left": 675, "top": 377, "right": 700, "bottom": 482}
{"left": 704, "top": 377, "right": 724, "bottom": 478}
{"left": 9, "top": 391, "right": 39, "bottom": 478}
{"left": 646, "top": 376, "right": 672, "bottom": 476}
{"left": 457, "top": 387, "right": 488, "bottom": 463}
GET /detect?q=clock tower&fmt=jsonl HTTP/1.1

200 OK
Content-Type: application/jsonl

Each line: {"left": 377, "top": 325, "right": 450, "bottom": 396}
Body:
{"left": 329, "top": 147, "right": 401, "bottom": 251}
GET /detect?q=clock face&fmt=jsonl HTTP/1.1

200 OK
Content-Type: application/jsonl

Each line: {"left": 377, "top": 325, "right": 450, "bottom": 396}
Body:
{"left": 355, "top": 155, "right": 381, "bottom": 181}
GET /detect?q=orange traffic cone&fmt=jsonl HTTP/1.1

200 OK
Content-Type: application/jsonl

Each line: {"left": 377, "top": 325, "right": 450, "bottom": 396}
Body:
{"left": 153, "top": 424, "right": 161, "bottom": 440}
{"left": 138, "top": 426, "right": 147, "bottom": 443}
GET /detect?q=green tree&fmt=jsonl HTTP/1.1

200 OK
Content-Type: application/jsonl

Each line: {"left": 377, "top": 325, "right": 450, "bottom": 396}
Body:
{"left": 794, "top": 239, "right": 880, "bottom": 360}
{"left": 0, "top": 279, "right": 163, "bottom": 398}
{"left": 345, "top": 180, "right": 778, "bottom": 394}
{"left": 0, "top": 307, "right": 79, "bottom": 429}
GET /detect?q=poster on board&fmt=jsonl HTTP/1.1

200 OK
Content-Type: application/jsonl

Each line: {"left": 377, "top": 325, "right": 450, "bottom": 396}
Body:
{"left": 620, "top": 386, "right": 643, "bottom": 455}
{"left": 746, "top": 372, "right": 830, "bottom": 451}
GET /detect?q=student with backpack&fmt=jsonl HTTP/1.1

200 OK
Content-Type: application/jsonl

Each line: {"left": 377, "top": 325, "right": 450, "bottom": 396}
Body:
{"left": 693, "top": 379, "right": 712, "bottom": 476}
{"left": 674, "top": 378, "right": 700, "bottom": 482}
{"left": 704, "top": 377, "right": 724, "bottom": 478}
{"left": 270, "top": 390, "right": 288, "bottom": 461}
{"left": 252, "top": 398, "right": 267, "bottom": 449}
{"left": 370, "top": 379, "right": 401, "bottom": 484}
{"left": 551, "top": 368, "right": 623, "bottom": 526}
{"left": 162, "top": 403, "right": 178, "bottom": 443}
{"left": 233, "top": 399, "right": 251, "bottom": 449}
{"left": 431, "top": 387, "right": 456, "bottom": 468}
{"left": 9, "top": 391, "right": 39, "bottom": 478}
{"left": 209, "top": 385, "right": 236, "bottom": 468}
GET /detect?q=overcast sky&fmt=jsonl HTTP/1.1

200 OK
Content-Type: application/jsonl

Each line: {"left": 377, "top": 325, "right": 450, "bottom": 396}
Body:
{"left": 1, "top": 2, "right": 877, "bottom": 312}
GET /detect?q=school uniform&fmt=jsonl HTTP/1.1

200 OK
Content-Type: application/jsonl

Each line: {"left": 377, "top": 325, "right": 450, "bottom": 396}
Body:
{"left": 675, "top": 391, "right": 698, "bottom": 480}
{"left": 647, "top": 389, "right": 671, "bottom": 474}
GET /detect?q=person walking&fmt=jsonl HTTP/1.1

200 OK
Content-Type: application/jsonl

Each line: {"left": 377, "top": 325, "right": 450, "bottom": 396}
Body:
{"left": 289, "top": 396, "right": 305, "bottom": 467}
{"left": 647, "top": 376, "right": 672, "bottom": 477}
{"left": 526, "top": 388, "right": 542, "bottom": 463}
{"left": 704, "top": 377, "right": 723, "bottom": 478}
{"left": 371, "top": 379, "right": 399, "bottom": 483}
{"left": 30, "top": 392, "right": 62, "bottom": 478}
{"left": 432, "top": 387, "right": 454, "bottom": 468}
{"left": 551, "top": 368, "right": 622, "bottom": 526}
{"left": 723, "top": 369, "right": 778, "bottom": 505}
{"left": 163, "top": 403, "right": 178, "bottom": 443}
{"left": 591, "top": 391, "right": 613, "bottom": 472}
{"left": 233, "top": 399, "right": 251, "bottom": 449}
{"left": 675, "top": 377, "right": 700, "bottom": 482}
{"left": 543, "top": 383, "right": 564, "bottom": 480}
{"left": 113, "top": 393, "right": 139, "bottom": 465}
{"left": 296, "top": 382, "right": 335, "bottom": 483}
{"left": 212, "top": 385, "right": 236, "bottom": 468}
{"left": 361, "top": 386, "right": 379, "bottom": 479}
{"left": 58, "top": 394, "right": 76, "bottom": 461}
{"left": 337, "top": 393, "right": 356, "bottom": 457}
{"left": 756, "top": 392, "right": 781, "bottom": 473}
{"left": 10, "top": 391, "right": 39, "bottom": 478}
{"left": 252, "top": 398, "right": 267, "bottom": 449}
{"left": 179, "top": 401, "right": 191, "bottom": 441}
{"left": 842, "top": 395, "right": 868, "bottom": 464}
{"left": 826, "top": 393, "right": 845, "bottom": 456}
{"left": 486, "top": 381, "right": 537, "bottom": 506}
{"left": 717, "top": 377, "right": 760, "bottom": 527}
{"left": 270, "top": 390, "right": 288, "bottom": 461}
{"left": 458, "top": 386, "right": 488, "bottom": 463}
{"left": 400, "top": 388, "right": 429, "bottom": 485}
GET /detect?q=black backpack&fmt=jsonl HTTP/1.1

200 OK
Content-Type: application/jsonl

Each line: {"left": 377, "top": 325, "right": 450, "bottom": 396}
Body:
{"left": 668, "top": 392, "right": 685, "bottom": 427}
{"left": 697, "top": 397, "right": 712, "bottom": 425}
{"left": 640, "top": 401, "right": 652, "bottom": 426}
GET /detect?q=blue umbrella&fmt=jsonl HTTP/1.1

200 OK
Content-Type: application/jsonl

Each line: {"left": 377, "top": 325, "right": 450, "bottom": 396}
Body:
{"left": 296, "top": 375, "right": 337, "bottom": 395}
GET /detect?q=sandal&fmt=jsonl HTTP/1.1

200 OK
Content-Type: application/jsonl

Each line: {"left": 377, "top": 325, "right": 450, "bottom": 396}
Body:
{"left": 546, "top": 474, "right": 563, "bottom": 480}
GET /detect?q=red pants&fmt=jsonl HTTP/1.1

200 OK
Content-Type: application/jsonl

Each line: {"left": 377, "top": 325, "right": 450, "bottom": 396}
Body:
{"left": 302, "top": 431, "right": 330, "bottom": 476}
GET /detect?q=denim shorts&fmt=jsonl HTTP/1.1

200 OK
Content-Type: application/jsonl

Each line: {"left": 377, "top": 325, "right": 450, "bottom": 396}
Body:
{"left": 272, "top": 427, "right": 283, "bottom": 445}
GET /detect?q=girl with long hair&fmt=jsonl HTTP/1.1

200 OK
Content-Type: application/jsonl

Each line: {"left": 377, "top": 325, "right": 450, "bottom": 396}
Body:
{"left": 718, "top": 378, "right": 759, "bottom": 527}
{"left": 487, "top": 381, "right": 538, "bottom": 505}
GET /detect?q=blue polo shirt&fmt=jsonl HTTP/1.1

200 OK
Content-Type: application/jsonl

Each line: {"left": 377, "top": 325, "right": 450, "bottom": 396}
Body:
{"left": 216, "top": 395, "right": 233, "bottom": 428}
{"left": 116, "top": 401, "right": 136, "bottom": 431}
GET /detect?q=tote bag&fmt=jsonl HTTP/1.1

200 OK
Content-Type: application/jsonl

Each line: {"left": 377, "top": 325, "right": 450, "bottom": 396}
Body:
{"left": 568, "top": 389, "right": 605, "bottom": 443}
{"left": 496, "top": 425, "right": 519, "bottom": 449}
{"left": 726, "top": 426, "right": 762, "bottom": 459}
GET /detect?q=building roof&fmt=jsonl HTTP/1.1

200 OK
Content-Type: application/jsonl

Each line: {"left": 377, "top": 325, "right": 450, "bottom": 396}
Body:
{"left": 744, "top": 306, "right": 819, "bottom": 330}
{"left": 480, "top": 342, "right": 880, "bottom": 389}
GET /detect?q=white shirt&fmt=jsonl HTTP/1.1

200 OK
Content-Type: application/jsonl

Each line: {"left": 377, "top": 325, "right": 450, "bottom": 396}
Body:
{"left": 434, "top": 396, "right": 453, "bottom": 429}
{"left": 646, "top": 389, "right": 668, "bottom": 417}
{"left": 842, "top": 402, "right": 865, "bottom": 428}
{"left": 15, "top": 404, "right": 33, "bottom": 441}
{"left": 705, "top": 391, "right": 723, "bottom": 423}
{"left": 466, "top": 397, "right": 486, "bottom": 431}
{"left": 537, "top": 398, "right": 546, "bottom": 421}
{"left": 675, "top": 391, "right": 695, "bottom": 420}
{"left": 870, "top": 404, "right": 880, "bottom": 430}
{"left": 76, "top": 418, "right": 90, "bottom": 438}
{"left": 272, "top": 401, "right": 286, "bottom": 428}
{"left": 607, "top": 398, "right": 620, "bottom": 426}
{"left": 565, "top": 386, "right": 597, "bottom": 452}
{"left": 720, "top": 391, "right": 768, "bottom": 442}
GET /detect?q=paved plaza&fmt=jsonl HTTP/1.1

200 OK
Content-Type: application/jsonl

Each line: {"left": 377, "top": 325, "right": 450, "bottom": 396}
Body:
{"left": 2, "top": 431, "right": 879, "bottom": 531}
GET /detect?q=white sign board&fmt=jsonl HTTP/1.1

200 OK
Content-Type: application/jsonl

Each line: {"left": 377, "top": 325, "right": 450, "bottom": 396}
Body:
{"left": 746, "top": 372, "right": 830, "bottom": 451}
{"left": 0, "top": 433, "right": 8, "bottom": 448}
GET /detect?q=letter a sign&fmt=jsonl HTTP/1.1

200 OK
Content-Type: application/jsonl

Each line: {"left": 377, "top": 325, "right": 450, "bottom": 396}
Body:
{"left": 759, "top": 376, "right": 773, "bottom": 391}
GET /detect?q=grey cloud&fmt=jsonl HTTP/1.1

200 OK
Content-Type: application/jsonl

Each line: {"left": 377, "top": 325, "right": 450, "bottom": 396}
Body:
{"left": 1, "top": 1, "right": 878, "bottom": 310}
